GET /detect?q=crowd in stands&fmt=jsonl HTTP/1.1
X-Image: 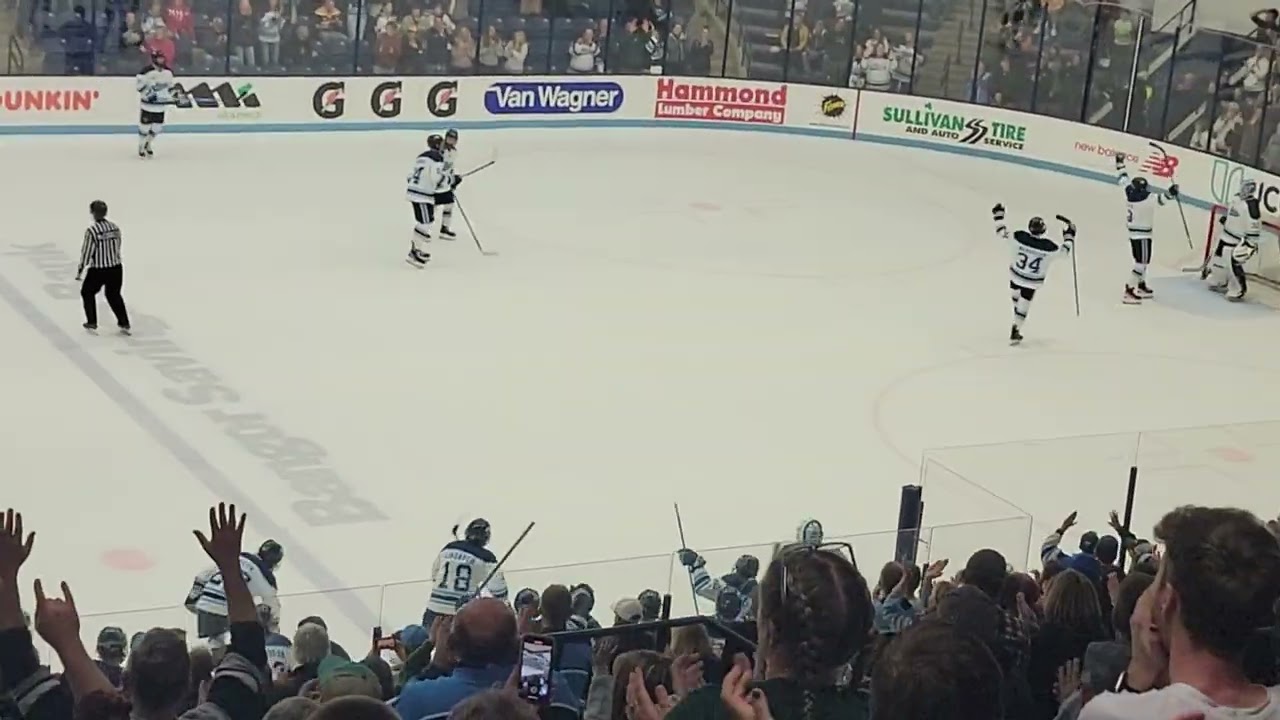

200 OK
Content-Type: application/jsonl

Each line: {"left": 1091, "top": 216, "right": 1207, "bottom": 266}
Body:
{"left": 19, "top": 0, "right": 712, "bottom": 75}
{"left": 2, "top": 497, "right": 1280, "bottom": 720}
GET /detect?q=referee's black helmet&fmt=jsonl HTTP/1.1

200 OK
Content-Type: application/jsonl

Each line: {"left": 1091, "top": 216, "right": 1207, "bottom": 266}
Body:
{"left": 89, "top": 200, "right": 108, "bottom": 219}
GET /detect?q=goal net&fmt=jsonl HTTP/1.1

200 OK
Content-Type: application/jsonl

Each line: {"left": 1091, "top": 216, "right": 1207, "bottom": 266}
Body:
{"left": 1204, "top": 204, "right": 1280, "bottom": 287}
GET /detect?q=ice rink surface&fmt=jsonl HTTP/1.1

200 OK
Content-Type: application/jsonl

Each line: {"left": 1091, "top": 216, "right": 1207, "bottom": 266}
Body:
{"left": 4, "top": 127, "right": 1280, "bottom": 645}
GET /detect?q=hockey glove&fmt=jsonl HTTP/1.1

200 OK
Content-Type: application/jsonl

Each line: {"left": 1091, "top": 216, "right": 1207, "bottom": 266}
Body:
{"left": 992, "top": 203, "right": 1005, "bottom": 219}
{"left": 451, "top": 175, "right": 463, "bottom": 189}
{"left": 1233, "top": 243, "right": 1257, "bottom": 263}
{"left": 677, "top": 549, "right": 705, "bottom": 570}
{"left": 1115, "top": 154, "right": 1125, "bottom": 170}
{"left": 1167, "top": 183, "right": 1179, "bottom": 198}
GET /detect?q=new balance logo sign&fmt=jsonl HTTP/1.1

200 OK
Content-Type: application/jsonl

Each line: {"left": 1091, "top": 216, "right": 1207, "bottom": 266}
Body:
{"left": 174, "top": 82, "right": 263, "bottom": 120}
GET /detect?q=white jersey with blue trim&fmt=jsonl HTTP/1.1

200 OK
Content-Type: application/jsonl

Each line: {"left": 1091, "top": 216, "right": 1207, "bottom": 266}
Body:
{"left": 995, "top": 214, "right": 1073, "bottom": 288}
{"left": 1219, "top": 196, "right": 1262, "bottom": 248}
{"left": 186, "top": 555, "right": 280, "bottom": 619}
{"left": 426, "top": 540, "right": 510, "bottom": 615}
{"left": 135, "top": 64, "right": 175, "bottom": 114}
{"left": 442, "top": 146, "right": 458, "bottom": 176}
{"left": 1117, "top": 164, "right": 1170, "bottom": 240}
{"left": 406, "top": 150, "right": 451, "bottom": 203}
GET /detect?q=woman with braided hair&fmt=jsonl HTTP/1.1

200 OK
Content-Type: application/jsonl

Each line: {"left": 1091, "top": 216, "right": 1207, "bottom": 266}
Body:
{"left": 636, "top": 545, "right": 873, "bottom": 720}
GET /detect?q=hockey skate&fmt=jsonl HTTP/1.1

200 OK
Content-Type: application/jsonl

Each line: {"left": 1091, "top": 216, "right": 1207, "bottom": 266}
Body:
{"left": 406, "top": 249, "right": 431, "bottom": 268}
{"left": 82, "top": 322, "right": 98, "bottom": 334}
{"left": 1009, "top": 325, "right": 1023, "bottom": 346}
{"left": 1122, "top": 287, "right": 1143, "bottom": 304}
{"left": 1227, "top": 291, "right": 1246, "bottom": 303}
{"left": 1134, "top": 282, "right": 1154, "bottom": 298}
{"left": 1208, "top": 283, "right": 1227, "bottom": 294}
{"left": 439, "top": 227, "right": 458, "bottom": 240}
{"left": 119, "top": 324, "right": 132, "bottom": 336}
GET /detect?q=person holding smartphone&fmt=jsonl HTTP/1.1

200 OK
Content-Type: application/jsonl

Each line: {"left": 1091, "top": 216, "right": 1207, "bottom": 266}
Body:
{"left": 393, "top": 599, "right": 581, "bottom": 719}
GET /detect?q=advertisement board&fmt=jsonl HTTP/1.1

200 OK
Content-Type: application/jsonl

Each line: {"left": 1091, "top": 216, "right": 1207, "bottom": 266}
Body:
{"left": 0, "top": 73, "right": 1277, "bottom": 215}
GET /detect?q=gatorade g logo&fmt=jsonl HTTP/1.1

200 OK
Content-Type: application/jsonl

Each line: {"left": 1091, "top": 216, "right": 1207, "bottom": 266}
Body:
{"left": 372, "top": 81, "right": 402, "bottom": 118}
{"left": 313, "top": 81, "right": 345, "bottom": 119}
{"left": 427, "top": 80, "right": 458, "bottom": 118}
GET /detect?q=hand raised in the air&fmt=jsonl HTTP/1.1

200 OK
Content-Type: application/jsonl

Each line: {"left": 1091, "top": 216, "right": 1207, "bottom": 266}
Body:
{"left": 0, "top": 509, "right": 35, "bottom": 582}
{"left": 194, "top": 503, "right": 245, "bottom": 571}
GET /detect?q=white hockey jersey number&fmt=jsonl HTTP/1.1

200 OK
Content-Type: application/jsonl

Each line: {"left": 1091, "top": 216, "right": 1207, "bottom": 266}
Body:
{"left": 437, "top": 561, "right": 474, "bottom": 593}
{"left": 1015, "top": 251, "right": 1044, "bottom": 277}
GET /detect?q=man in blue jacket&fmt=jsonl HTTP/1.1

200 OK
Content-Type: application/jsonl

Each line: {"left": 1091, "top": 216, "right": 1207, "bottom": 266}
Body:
{"left": 395, "top": 598, "right": 580, "bottom": 720}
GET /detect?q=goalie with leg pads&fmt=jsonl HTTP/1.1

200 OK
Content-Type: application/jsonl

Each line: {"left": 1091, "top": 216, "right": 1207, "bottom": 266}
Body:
{"left": 994, "top": 204, "right": 1075, "bottom": 346}
{"left": 1206, "top": 178, "right": 1262, "bottom": 302}
{"left": 1116, "top": 154, "right": 1178, "bottom": 304}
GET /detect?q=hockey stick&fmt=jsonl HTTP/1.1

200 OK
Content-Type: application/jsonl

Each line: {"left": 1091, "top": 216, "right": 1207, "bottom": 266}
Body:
{"left": 461, "top": 148, "right": 499, "bottom": 178}
{"left": 475, "top": 521, "right": 535, "bottom": 596}
{"left": 1057, "top": 215, "right": 1081, "bottom": 317}
{"left": 674, "top": 503, "right": 700, "bottom": 614}
{"left": 1148, "top": 142, "right": 1194, "bottom": 250}
{"left": 455, "top": 197, "right": 496, "bottom": 256}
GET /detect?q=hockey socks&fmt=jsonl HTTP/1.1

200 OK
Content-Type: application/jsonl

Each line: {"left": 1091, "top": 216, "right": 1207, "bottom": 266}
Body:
{"left": 440, "top": 205, "right": 456, "bottom": 238}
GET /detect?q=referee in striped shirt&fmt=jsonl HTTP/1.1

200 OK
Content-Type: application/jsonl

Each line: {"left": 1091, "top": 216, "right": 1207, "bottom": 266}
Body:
{"left": 75, "top": 200, "right": 131, "bottom": 335}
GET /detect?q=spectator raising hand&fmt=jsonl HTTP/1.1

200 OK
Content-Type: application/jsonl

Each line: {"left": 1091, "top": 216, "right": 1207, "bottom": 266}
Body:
{"left": 0, "top": 509, "right": 35, "bottom": 632}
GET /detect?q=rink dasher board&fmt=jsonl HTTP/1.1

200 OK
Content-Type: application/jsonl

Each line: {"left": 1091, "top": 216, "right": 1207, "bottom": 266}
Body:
{"left": 0, "top": 75, "right": 1272, "bottom": 217}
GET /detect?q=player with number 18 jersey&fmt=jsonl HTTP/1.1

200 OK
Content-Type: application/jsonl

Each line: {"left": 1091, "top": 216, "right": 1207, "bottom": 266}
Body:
{"left": 423, "top": 518, "right": 509, "bottom": 623}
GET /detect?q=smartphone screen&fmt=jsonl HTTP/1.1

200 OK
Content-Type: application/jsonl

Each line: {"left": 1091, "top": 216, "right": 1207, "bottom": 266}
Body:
{"left": 519, "top": 635, "right": 554, "bottom": 703}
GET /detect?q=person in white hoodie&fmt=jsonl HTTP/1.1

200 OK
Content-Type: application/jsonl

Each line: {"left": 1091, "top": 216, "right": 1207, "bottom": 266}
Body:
{"left": 568, "top": 27, "right": 598, "bottom": 72}
{"left": 1079, "top": 506, "right": 1280, "bottom": 720}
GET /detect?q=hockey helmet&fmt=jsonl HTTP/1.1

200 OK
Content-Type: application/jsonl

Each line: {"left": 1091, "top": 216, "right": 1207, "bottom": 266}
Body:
{"left": 638, "top": 589, "right": 662, "bottom": 620}
{"left": 426, "top": 134, "right": 444, "bottom": 151}
{"left": 734, "top": 554, "right": 760, "bottom": 579}
{"left": 444, "top": 128, "right": 459, "bottom": 146}
{"left": 1241, "top": 178, "right": 1259, "bottom": 199}
{"left": 1130, "top": 176, "right": 1149, "bottom": 193}
{"left": 570, "top": 583, "right": 595, "bottom": 615}
{"left": 796, "top": 518, "right": 824, "bottom": 546}
{"left": 715, "top": 586, "right": 743, "bottom": 621}
{"left": 514, "top": 587, "right": 540, "bottom": 610}
{"left": 463, "top": 518, "right": 491, "bottom": 546}
{"left": 258, "top": 539, "right": 284, "bottom": 568}
{"left": 1028, "top": 217, "right": 1047, "bottom": 236}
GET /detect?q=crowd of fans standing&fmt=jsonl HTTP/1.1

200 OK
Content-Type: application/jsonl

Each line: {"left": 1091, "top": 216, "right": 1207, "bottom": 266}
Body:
{"left": 2, "top": 497, "right": 1280, "bottom": 720}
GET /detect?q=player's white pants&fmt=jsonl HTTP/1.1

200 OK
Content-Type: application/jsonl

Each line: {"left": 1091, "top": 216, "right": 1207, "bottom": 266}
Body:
{"left": 1206, "top": 240, "right": 1247, "bottom": 297}
{"left": 411, "top": 202, "right": 434, "bottom": 255}
{"left": 1010, "top": 282, "right": 1036, "bottom": 329}
{"left": 1128, "top": 237, "right": 1151, "bottom": 287}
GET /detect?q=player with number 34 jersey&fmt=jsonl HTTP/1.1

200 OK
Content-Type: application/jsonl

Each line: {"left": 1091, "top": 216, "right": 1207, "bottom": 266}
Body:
{"left": 993, "top": 203, "right": 1075, "bottom": 346}
{"left": 423, "top": 518, "right": 509, "bottom": 623}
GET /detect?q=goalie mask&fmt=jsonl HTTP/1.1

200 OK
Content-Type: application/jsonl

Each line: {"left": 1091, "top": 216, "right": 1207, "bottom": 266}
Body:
{"left": 1240, "top": 178, "right": 1259, "bottom": 199}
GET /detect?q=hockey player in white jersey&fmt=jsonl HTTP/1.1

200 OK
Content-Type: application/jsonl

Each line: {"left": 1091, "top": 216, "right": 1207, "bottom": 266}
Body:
{"left": 1206, "top": 178, "right": 1262, "bottom": 302}
{"left": 422, "top": 518, "right": 509, "bottom": 625}
{"left": 436, "top": 129, "right": 461, "bottom": 240}
{"left": 678, "top": 550, "right": 759, "bottom": 622}
{"left": 1116, "top": 154, "right": 1179, "bottom": 304}
{"left": 405, "top": 134, "right": 462, "bottom": 268}
{"left": 994, "top": 203, "right": 1075, "bottom": 346}
{"left": 134, "top": 50, "right": 175, "bottom": 158}
{"left": 185, "top": 539, "right": 284, "bottom": 646}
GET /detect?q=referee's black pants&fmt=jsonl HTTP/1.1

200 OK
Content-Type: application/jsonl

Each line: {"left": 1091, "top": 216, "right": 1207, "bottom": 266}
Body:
{"left": 81, "top": 264, "right": 130, "bottom": 328}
